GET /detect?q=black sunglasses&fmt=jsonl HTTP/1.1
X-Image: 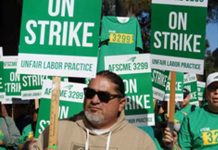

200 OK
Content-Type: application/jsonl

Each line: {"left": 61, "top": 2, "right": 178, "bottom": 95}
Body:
{"left": 83, "top": 87, "right": 123, "bottom": 103}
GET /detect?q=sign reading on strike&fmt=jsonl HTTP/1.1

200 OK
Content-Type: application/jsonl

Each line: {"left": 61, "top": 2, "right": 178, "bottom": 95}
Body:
{"left": 151, "top": 0, "right": 207, "bottom": 74}
{"left": 17, "top": 0, "right": 102, "bottom": 78}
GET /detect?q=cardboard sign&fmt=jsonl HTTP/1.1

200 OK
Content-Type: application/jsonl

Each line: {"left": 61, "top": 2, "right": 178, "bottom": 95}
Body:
{"left": 20, "top": 75, "right": 49, "bottom": 100}
{"left": 3, "top": 57, "right": 21, "bottom": 99}
{"left": 184, "top": 73, "right": 199, "bottom": 105}
{"left": 105, "top": 54, "right": 155, "bottom": 126}
{"left": 35, "top": 80, "right": 86, "bottom": 138}
{"left": 164, "top": 72, "right": 184, "bottom": 101}
{"left": 151, "top": 0, "right": 207, "bottom": 74}
{"left": 17, "top": 0, "right": 102, "bottom": 78}
{"left": 152, "top": 69, "right": 169, "bottom": 101}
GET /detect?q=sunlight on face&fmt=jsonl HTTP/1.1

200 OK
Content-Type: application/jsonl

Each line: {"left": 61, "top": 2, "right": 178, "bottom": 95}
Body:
{"left": 84, "top": 75, "right": 125, "bottom": 129}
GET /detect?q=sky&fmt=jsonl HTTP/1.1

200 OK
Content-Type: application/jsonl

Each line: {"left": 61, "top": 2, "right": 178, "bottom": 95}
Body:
{"left": 206, "top": 22, "right": 218, "bottom": 52}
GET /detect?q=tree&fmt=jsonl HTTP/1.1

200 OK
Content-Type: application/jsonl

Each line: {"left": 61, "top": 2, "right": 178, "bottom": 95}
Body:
{"left": 204, "top": 50, "right": 218, "bottom": 78}
{"left": 208, "top": 0, "right": 218, "bottom": 23}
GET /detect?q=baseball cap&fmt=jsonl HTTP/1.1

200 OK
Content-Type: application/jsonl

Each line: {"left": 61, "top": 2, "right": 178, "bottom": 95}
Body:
{"left": 206, "top": 72, "right": 218, "bottom": 87}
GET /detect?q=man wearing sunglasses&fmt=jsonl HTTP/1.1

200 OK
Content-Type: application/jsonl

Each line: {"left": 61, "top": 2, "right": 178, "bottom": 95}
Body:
{"left": 31, "top": 70, "right": 156, "bottom": 150}
{"left": 163, "top": 72, "right": 218, "bottom": 150}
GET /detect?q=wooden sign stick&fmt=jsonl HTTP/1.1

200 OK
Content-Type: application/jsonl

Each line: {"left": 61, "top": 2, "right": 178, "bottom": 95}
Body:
{"left": 167, "top": 71, "right": 176, "bottom": 149}
{"left": 48, "top": 76, "right": 61, "bottom": 150}
{"left": 168, "top": 71, "right": 176, "bottom": 124}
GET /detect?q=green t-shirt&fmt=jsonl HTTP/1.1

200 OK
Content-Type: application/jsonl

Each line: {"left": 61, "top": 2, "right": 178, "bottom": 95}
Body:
{"left": 175, "top": 104, "right": 197, "bottom": 125}
{"left": 0, "top": 117, "right": 20, "bottom": 150}
{"left": 139, "top": 126, "right": 163, "bottom": 150}
{"left": 18, "top": 124, "right": 34, "bottom": 144}
{"left": 0, "top": 129, "right": 4, "bottom": 141}
{"left": 98, "top": 16, "right": 142, "bottom": 71}
{"left": 178, "top": 105, "right": 218, "bottom": 150}
{"left": 0, "top": 128, "right": 6, "bottom": 150}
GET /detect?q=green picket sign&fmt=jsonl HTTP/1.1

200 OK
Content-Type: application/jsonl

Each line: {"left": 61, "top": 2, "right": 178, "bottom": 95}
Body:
{"left": 35, "top": 80, "right": 86, "bottom": 138}
{"left": 152, "top": 69, "right": 169, "bottom": 101}
{"left": 3, "top": 57, "right": 21, "bottom": 99}
{"left": 151, "top": 0, "right": 207, "bottom": 75}
{"left": 17, "top": 0, "right": 102, "bottom": 78}
{"left": 165, "top": 72, "right": 184, "bottom": 101}
{"left": 105, "top": 54, "right": 155, "bottom": 126}
{"left": 122, "top": 74, "right": 154, "bottom": 126}
{"left": 20, "top": 75, "right": 49, "bottom": 100}
{"left": 184, "top": 73, "right": 199, "bottom": 105}
{"left": 35, "top": 100, "right": 83, "bottom": 138}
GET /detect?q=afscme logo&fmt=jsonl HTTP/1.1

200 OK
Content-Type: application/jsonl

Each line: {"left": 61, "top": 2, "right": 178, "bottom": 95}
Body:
{"left": 127, "top": 57, "right": 136, "bottom": 62}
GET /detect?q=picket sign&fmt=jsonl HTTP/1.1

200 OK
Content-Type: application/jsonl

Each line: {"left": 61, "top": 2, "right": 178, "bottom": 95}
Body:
{"left": 48, "top": 76, "right": 61, "bottom": 150}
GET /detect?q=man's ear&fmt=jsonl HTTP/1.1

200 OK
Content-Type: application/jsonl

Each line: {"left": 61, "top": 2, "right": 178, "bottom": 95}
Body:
{"left": 118, "top": 97, "right": 126, "bottom": 112}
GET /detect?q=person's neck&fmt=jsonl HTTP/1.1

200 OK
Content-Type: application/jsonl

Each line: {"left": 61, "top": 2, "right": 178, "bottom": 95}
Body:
{"left": 89, "top": 126, "right": 111, "bottom": 135}
{"left": 207, "top": 105, "right": 218, "bottom": 114}
{"left": 90, "top": 122, "right": 116, "bottom": 130}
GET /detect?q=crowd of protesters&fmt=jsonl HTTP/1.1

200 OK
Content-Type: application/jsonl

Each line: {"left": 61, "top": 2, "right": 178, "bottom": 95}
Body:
{"left": 0, "top": 103, "right": 38, "bottom": 150}
{"left": 0, "top": 71, "right": 218, "bottom": 150}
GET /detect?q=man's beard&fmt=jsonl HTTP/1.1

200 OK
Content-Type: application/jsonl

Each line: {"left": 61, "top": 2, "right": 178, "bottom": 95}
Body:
{"left": 84, "top": 111, "right": 104, "bottom": 126}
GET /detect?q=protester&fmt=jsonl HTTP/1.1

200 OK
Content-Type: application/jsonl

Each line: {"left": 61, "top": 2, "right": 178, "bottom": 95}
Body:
{"left": 0, "top": 103, "right": 20, "bottom": 150}
{"left": 13, "top": 104, "right": 32, "bottom": 134}
{"left": 153, "top": 100, "right": 168, "bottom": 148}
{"left": 177, "top": 88, "right": 191, "bottom": 110}
{"left": 174, "top": 88, "right": 198, "bottom": 132}
{"left": 163, "top": 72, "right": 218, "bottom": 149}
{"left": 30, "top": 70, "right": 156, "bottom": 150}
{"left": 18, "top": 109, "right": 38, "bottom": 149}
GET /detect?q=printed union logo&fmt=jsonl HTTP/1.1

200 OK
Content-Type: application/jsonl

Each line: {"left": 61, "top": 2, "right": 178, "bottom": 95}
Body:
{"left": 64, "top": 85, "right": 74, "bottom": 90}
{"left": 127, "top": 57, "right": 136, "bottom": 62}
